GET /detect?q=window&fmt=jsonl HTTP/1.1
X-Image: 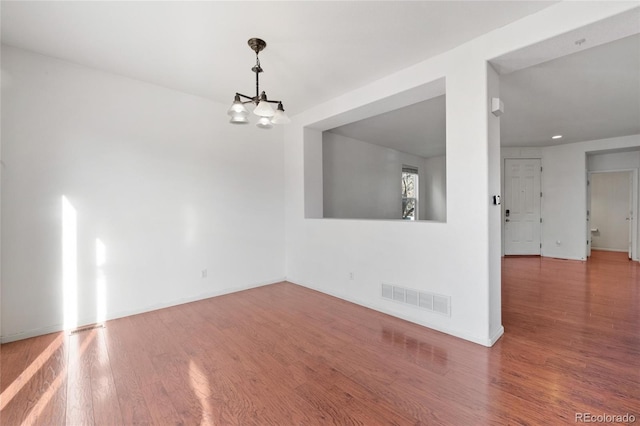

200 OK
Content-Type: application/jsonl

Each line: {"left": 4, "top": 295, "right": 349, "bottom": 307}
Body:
{"left": 402, "top": 166, "right": 419, "bottom": 220}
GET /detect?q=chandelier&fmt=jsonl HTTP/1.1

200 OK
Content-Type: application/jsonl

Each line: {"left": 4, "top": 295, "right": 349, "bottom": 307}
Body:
{"left": 227, "top": 38, "right": 290, "bottom": 129}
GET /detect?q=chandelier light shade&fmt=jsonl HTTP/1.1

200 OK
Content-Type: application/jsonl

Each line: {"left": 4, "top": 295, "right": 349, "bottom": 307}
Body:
{"left": 271, "top": 102, "right": 291, "bottom": 124}
{"left": 228, "top": 38, "right": 289, "bottom": 129}
{"left": 229, "top": 113, "right": 249, "bottom": 125}
{"left": 227, "top": 94, "right": 249, "bottom": 116}
{"left": 256, "top": 116, "right": 274, "bottom": 129}
{"left": 253, "top": 92, "right": 275, "bottom": 117}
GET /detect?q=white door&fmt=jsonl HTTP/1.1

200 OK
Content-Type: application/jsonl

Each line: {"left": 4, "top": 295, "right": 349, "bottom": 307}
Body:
{"left": 504, "top": 159, "right": 541, "bottom": 255}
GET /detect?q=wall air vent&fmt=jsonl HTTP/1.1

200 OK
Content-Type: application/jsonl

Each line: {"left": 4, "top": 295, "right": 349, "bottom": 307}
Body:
{"left": 381, "top": 283, "right": 393, "bottom": 299}
{"left": 433, "top": 295, "right": 450, "bottom": 315}
{"left": 405, "top": 289, "right": 418, "bottom": 306}
{"left": 382, "top": 283, "right": 451, "bottom": 317}
{"left": 70, "top": 323, "right": 104, "bottom": 335}
{"left": 392, "top": 286, "right": 406, "bottom": 302}
{"left": 418, "top": 292, "right": 433, "bottom": 310}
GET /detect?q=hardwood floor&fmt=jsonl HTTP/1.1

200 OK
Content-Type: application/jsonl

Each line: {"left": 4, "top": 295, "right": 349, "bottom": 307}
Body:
{"left": 1, "top": 250, "right": 638, "bottom": 425}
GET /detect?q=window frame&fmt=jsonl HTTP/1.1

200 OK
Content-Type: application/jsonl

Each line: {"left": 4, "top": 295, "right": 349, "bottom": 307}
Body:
{"left": 402, "top": 166, "right": 419, "bottom": 220}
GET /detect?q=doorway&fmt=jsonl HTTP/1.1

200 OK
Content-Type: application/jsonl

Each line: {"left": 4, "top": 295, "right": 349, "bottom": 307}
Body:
{"left": 588, "top": 170, "right": 635, "bottom": 259}
{"left": 503, "top": 158, "right": 542, "bottom": 255}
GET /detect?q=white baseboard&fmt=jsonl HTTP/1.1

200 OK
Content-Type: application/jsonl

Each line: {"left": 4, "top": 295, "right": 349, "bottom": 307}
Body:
{"left": 287, "top": 279, "right": 500, "bottom": 347}
{"left": 544, "top": 255, "right": 587, "bottom": 261}
{"left": 0, "top": 278, "right": 285, "bottom": 344}
{"left": 2, "top": 278, "right": 503, "bottom": 347}
{"left": 591, "top": 247, "right": 627, "bottom": 253}
{"left": 0, "top": 324, "right": 68, "bottom": 344}
{"left": 489, "top": 325, "right": 505, "bottom": 346}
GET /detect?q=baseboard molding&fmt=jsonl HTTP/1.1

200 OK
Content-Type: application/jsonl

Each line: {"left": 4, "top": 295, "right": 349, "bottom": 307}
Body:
{"left": 0, "top": 323, "right": 68, "bottom": 344}
{"left": 104, "top": 277, "right": 286, "bottom": 326}
{"left": 544, "top": 255, "right": 586, "bottom": 261}
{"left": 2, "top": 277, "right": 501, "bottom": 346}
{"left": 0, "top": 277, "right": 286, "bottom": 344}
{"left": 503, "top": 253, "right": 587, "bottom": 262}
{"left": 591, "top": 247, "right": 627, "bottom": 253}
{"left": 286, "top": 279, "right": 500, "bottom": 347}
{"left": 489, "top": 325, "right": 505, "bottom": 346}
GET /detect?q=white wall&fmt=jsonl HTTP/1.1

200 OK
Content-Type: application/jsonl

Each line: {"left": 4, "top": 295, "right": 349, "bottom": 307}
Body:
{"left": 487, "top": 63, "right": 502, "bottom": 345}
{"left": 285, "top": 1, "right": 636, "bottom": 347}
{"left": 322, "top": 132, "right": 441, "bottom": 221}
{"left": 1, "top": 46, "right": 286, "bottom": 342}
{"left": 541, "top": 135, "right": 640, "bottom": 260}
{"left": 422, "top": 155, "right": 447, "bottom": 222}
{"left": 0, "top": 59, "right": 3, "bottom": 339}
{"left": 589, "top": 149, "right": 640, "bottom": 255}
{"left": 590, "top": 171, "right": 631, "bottom": 251}
{"left": 502, "top": 137, "right": 640, "bottom": 260}
{"left": 589, "top": 150, "right": 640, "bottom": 171}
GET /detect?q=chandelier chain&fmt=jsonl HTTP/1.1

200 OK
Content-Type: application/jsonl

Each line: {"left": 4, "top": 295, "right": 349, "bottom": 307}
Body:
{"left": 255, "top": 54, "right": 260, "bottom": 101}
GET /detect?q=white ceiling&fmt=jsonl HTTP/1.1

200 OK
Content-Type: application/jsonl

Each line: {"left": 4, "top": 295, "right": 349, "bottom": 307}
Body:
{"left": 499, "top": 33, "right": 640, "bottom": 147}
{"left": 328, "top": 29, "right": 640, "bottom": 156}
{"left": 2, "top": 2, "right": 637, "bottom": 155}
{"left": 0, "top": 1, "right": 556, "bottom": 115}
{"left": 328, "top": 8, "right": 640, "bottom": 155}
{"left": 328, "top": 95, "right": 446, "bottom": 158}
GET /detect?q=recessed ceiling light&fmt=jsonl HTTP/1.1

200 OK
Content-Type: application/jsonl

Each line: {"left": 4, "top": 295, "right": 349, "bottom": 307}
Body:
{"left": 552, "top": 135, "right": 563, "bottom": 140}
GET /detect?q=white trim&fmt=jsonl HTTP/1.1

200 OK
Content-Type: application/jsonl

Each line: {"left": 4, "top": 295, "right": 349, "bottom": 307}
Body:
{"left": 288, "top": 280, "right": 501, "bottom": 347}
{"left": 0, "top": 278, "right": 286, "bottom": 343}
{"left": 489, "top": 326, "right": 505, "bottom": 346}
{"left": 587, "top": 168, "right": 638, "bottom": 261}
{"left": 545, "top": 255, "right": 586, "bottom": 262}
{"left": 591, "top": 247, "right": 628, "bottom": 253}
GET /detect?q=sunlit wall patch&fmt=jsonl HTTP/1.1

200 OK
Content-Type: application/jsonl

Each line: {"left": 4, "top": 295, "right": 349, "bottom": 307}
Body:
{"left": 96, "top": 238, "right": 107, "bottom": 324}
{"left": 62, "top": 195, "right": 78, "bottom": 331}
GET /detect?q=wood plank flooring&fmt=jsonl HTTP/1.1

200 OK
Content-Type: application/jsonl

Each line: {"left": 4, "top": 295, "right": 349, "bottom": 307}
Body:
{"left": 1, "top": 250, "right": 638, "bottom": 425}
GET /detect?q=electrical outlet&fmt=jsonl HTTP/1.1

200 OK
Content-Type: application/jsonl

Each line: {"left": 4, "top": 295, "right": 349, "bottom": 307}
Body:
{"left": 349, "top": 272, "right": 354, "bottom": 280}
{"left": 201, "top": 269, "right": 207, "bottom": 278}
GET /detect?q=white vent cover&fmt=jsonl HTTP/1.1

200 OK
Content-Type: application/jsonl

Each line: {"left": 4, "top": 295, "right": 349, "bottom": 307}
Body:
{"left": 433, "top": 295, "right": 450, "bottom": 315}
{"left": 405, "top": 289, "right": 418, "bottom": 306}
{"left": 419, "top": 292, "right": 433, "bottom": 310}
{"left": 392, "top": 286, "right": 405, "bottom": 302}
{"left": 381, "top": 283, "right": 393, "bottom": 299}
{"left": 382, "top": 283, "right": 451, "bottom": 316}
{"left": 70, "top": 323, "right": 104, "bottom": 335}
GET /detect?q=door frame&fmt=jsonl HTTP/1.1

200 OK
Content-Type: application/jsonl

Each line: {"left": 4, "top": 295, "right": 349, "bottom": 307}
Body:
{"left": 502, "top": 157, "right": 543, "bottom": 256}
{"left": 587, "top": 168, "right": 638, "bottom": 260}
